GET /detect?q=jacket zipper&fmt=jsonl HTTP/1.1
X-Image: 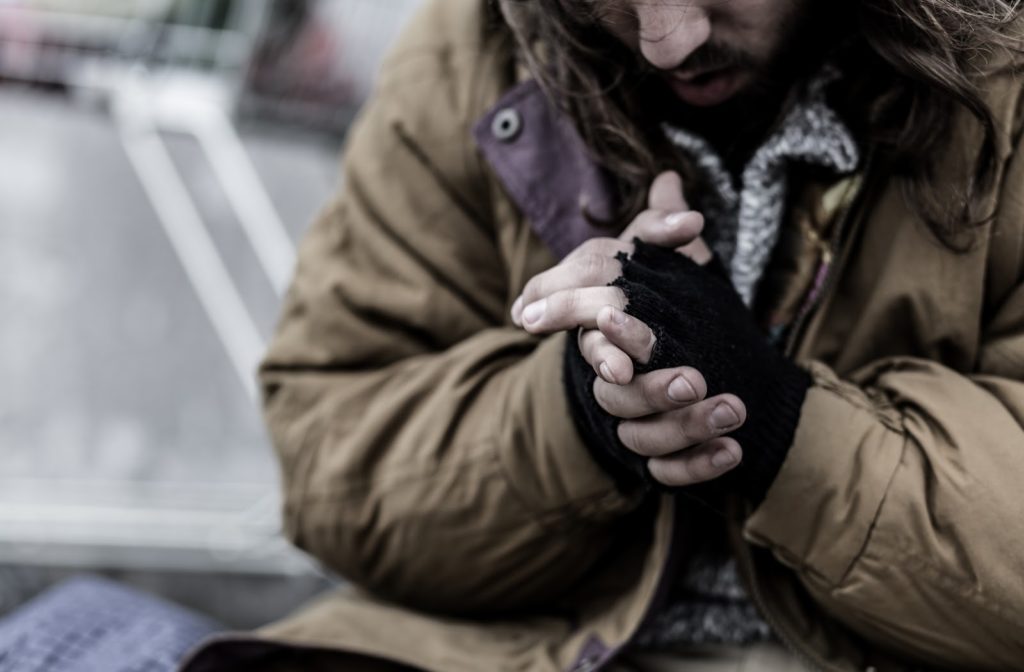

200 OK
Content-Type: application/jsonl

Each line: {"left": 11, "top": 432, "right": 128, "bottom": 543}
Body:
{"left": 741, "top": 153, "right": 882, "bottom": 672}
{"left": 589, "top": 497, "right": 685, "bottom": 672}
{"left": 782, "top": 154, "right": 876, "bottom": 360}
{"left": 732, "top": 526, "right": 844, "bottom": 672}
{"left": 599, "top": 156, "right": 884, "bottom": 672}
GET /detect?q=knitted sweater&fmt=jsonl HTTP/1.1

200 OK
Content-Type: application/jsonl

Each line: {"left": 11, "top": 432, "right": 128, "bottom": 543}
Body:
{"left": 564, "top": 67, "right": 861, "bottom": 649}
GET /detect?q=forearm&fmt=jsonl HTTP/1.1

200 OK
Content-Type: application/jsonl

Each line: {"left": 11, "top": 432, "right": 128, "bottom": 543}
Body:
{"left": 746, "top": 359, "right": 1024, "bottom": 669}
{"left": 563, "top": 240, "right": 811, "bottom": 501}
{"left": 263, "top": 330, "right": 641, "bottom": 614}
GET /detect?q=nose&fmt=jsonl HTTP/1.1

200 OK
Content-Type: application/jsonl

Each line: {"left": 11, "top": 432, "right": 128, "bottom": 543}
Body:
{"left": 635, "top": 3, "right": 711, "bottom": 71}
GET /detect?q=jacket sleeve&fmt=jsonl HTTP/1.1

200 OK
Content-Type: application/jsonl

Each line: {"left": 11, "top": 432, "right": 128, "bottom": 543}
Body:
{"left": 744, "top": 172, "right": 1024, "bottom": 666}
{"left": 259, "top": 11, "right": 639, "bottom": 616}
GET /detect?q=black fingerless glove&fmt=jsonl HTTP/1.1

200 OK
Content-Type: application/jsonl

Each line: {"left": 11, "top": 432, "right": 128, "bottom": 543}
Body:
{"left": 564, "top": 240, "right": 812, "bottom": 503}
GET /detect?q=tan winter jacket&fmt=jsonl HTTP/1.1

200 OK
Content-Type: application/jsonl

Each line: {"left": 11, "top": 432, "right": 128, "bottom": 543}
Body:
{"left": 183, "top": 0, "right": 1024, "bottom": 670}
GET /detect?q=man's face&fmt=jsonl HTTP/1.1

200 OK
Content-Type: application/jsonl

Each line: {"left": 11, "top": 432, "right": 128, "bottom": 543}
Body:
{"left": 597, "top": 0, "right": 814, "bottom": 108}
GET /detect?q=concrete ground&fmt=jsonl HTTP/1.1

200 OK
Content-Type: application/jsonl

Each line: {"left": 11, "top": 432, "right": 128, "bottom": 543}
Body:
{"left": 0, "top": 84, "right": 343, "bottom": 627}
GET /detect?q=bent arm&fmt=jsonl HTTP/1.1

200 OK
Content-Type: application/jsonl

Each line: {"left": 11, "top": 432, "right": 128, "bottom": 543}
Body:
{"left": 261, "top": 27, "right": 638, "bottom": 616}
{"left": 745, "top": 282, "right": 1024, "bottom": 668}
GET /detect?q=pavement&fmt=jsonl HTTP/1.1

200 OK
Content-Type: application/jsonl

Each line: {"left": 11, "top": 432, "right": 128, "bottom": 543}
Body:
{"left": 0, "top": 84, "right": 343, "bottom": 626}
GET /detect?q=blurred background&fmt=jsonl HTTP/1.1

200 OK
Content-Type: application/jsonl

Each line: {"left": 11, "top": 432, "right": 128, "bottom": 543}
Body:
{"left": 0, "top": 0, "right": 421, "bottom": 630}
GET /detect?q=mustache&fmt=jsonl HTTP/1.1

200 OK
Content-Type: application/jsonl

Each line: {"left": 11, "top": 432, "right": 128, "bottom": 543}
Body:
{"left": 675, "top": 41, "right": 756, "bottom": 73}
{"left": 632, "top": 40, "right": 756, "bottom": 76}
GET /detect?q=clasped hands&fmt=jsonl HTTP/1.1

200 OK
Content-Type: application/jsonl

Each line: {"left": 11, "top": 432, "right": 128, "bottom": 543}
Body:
{"left": 510, "top": 172, "right": 746, "bottom": 488}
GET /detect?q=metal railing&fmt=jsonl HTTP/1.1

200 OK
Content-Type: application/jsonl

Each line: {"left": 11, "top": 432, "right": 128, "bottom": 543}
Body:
{"left": 0, "top": 0, "right": 422, "bottom": 582}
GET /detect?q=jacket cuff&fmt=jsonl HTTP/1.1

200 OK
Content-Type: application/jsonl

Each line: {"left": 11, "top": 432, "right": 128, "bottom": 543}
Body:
{"left": 743, "top": 362, "right": 904, "bottom": 583}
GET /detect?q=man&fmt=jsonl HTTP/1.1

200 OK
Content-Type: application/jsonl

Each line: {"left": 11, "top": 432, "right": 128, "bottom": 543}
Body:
{"left": 183, "top": 0, "right": 1024, "bottom": 670}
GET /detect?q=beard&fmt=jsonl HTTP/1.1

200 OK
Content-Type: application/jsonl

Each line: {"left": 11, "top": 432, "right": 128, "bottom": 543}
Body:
{"left": 633, "top": 2, "right": 838, "bottom": 170}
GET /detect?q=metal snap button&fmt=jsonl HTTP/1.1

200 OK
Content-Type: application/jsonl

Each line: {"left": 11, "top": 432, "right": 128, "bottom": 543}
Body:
{"left": 491, "top": 107, "right": 522, "bottom": 142}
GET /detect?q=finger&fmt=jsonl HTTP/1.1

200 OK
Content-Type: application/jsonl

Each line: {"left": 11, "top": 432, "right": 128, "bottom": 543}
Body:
{"left": 677, "top": 236, "right": 715, "bottom": 266}
{"left": 520, "top": 287, "right": 626, "bottom": 334}
{"left": 593, "top": 366, "right": 708, "bottom": 419}
{"left": 618, "top": 208, "right": 705, "bottom": 248}
{"left": 596, "top": 305, "right": 657, "bottom": 365}
{"left": 511, "top": 238, "right": 629, "bottom": 325}
{"left": 647, "top": 437, "right": 743, "bottom": 487}
{"left": 617, "top": 394, "right": 747, "bottom": 457}
{"left": 648, "top": 171, "right": 689, "bottom": 211}
{"left": 579, "top": 329, "right": 633, "bottom": 385}
{"left": 514, "top": 253, "right": 622, "bottom": 324}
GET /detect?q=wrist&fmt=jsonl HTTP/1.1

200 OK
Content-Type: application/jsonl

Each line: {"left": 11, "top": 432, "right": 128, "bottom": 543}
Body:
{"left": 731, "top": 362, "right": 811, "bottom": 503}
{"left": 614, "top": 240, "right": 813, "bottom": 502}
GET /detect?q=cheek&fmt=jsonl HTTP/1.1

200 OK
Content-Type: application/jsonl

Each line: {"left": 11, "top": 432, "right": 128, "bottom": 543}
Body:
{"left": 716, "top": 0, "right": 798, "bottom": 57}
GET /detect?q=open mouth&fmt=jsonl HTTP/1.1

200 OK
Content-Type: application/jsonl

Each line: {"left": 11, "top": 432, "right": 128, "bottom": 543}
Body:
{"left": 666, "top": 66, "right": 743, "bottom": 107}
{"left": 685, "top": 69, "right": 724, "bottom": 86}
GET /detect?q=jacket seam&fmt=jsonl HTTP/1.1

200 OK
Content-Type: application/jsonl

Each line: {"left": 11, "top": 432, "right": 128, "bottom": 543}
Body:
{"left": 836, "top": 433, "right": 907, "bottom": 587}
{"left": 289, "top": 444, "right": 628, "bottom": 523}
{"left": 393, "top": 120, "right": 490, "bottom": 227}
{"left": 846, "top": 530, "right": 1024, "bottom": 635}
{"left": 347, "top": 132, "right": 498, "bottom": 328}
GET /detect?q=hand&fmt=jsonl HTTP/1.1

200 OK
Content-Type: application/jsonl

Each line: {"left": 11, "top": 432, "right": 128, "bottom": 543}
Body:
{"left": 584, "top": 304, "right": 746, "bottom": 487}
{"left": 510, "top": 172, "right": 712, "bottom": 343}
{"left": 513, "top": 171, "right": 713, "bottom": 384}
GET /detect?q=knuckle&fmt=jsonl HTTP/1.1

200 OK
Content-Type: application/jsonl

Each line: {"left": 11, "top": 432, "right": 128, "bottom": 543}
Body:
{"left": 641, "top": 328, "right": 658, "bottom": 358}
{"left": 545, "top": 290, "right": 568, "bottom": 321}
{"left": 579, "top": 331, "right": 600, "bottom": 363}
{"left": 610, "top": 286, "right": 627, "bottom": 309}
{"left": 563, "top": 288, "right": 581, "bottom": 316}
{"left": 671, "top": 419, "right": 697, "bottom": 448}
{"left": 650, "top": 456, "right": 697, "bottom": 487}
{"left": 617, "top": 422, "right": 636, "bottom": 450}
{"left": 636, "top": 209, "right": 663, "bottom": 230}
{"left": 592, "top": 377, "right": 611, "bottom": 407}
{"left": 639, "top": 376, "right": 663, "bottom": 410}
{"left": 618, "top": 423, "right": 649, "bottom": 456}
{"left": 581, "top": 237, "right": 614, "bottom": 257}
{"left": 521, "top": 276, "right": 541, "bottom": 303}
{"left": 598, "top": 237, "right": 629, "bottom": 257}
{"left": 577, "top": 253, "right": 610, "bottom": 283}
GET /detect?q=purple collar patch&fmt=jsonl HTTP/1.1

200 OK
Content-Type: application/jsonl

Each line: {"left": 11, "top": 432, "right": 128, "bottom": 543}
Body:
{"left": 473, "top": 80, "right": 616, "bottom": 260}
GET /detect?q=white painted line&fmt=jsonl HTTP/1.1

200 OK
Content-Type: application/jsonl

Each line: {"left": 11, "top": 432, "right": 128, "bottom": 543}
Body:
{"left": 115, "top": 94, "right": 263, "bottom": 401}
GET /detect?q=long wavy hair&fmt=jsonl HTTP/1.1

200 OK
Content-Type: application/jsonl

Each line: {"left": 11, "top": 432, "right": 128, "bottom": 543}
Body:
{"left": 497, "top": 0, "right": 1024, "bottom": 248}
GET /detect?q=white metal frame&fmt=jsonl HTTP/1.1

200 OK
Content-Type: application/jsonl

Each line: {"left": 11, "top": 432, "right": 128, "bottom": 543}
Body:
{"left": 0, "top": 1, "right": 316, "bottom": 576}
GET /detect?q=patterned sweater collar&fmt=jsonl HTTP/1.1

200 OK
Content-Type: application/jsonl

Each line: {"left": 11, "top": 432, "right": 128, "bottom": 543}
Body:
{"left": 664, "top": 65, "right": 860, "bottom": 305}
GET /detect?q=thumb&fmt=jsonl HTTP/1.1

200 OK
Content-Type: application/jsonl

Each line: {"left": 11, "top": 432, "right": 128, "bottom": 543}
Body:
{"left": 649, "top": 171, "right": 714, "bottom": 265}
{"left": 647, "top": 171, "right": 689, "bottom": 212}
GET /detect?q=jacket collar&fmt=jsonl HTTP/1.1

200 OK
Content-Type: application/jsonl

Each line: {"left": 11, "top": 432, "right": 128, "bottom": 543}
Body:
{"left": 472, "top": 80, "right": 615, "bottom": 260}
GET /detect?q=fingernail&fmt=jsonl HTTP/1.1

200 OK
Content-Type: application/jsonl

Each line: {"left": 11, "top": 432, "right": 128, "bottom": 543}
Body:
{"left": 599, "top": 362, "right": 614, "bottom": 382}
{"left": 665, "top": 211, "right": 689, "bottom": 227}
{"left": 510, "top": 296, "right": 523, "bottom": 322}
{"left": 522, "top": 299, "right": 546, "bottom": 325}
{"left": 610, "top": 307, "right": 628, "bottom": 325}
{"left": 711, "top": 403, "right": 740, "bottom": 429}
{"left": 666, "top": 376, "right": 696, "bottom": 402}
{"left": 711, "top": 446, "right": 739, "bottom": 468}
